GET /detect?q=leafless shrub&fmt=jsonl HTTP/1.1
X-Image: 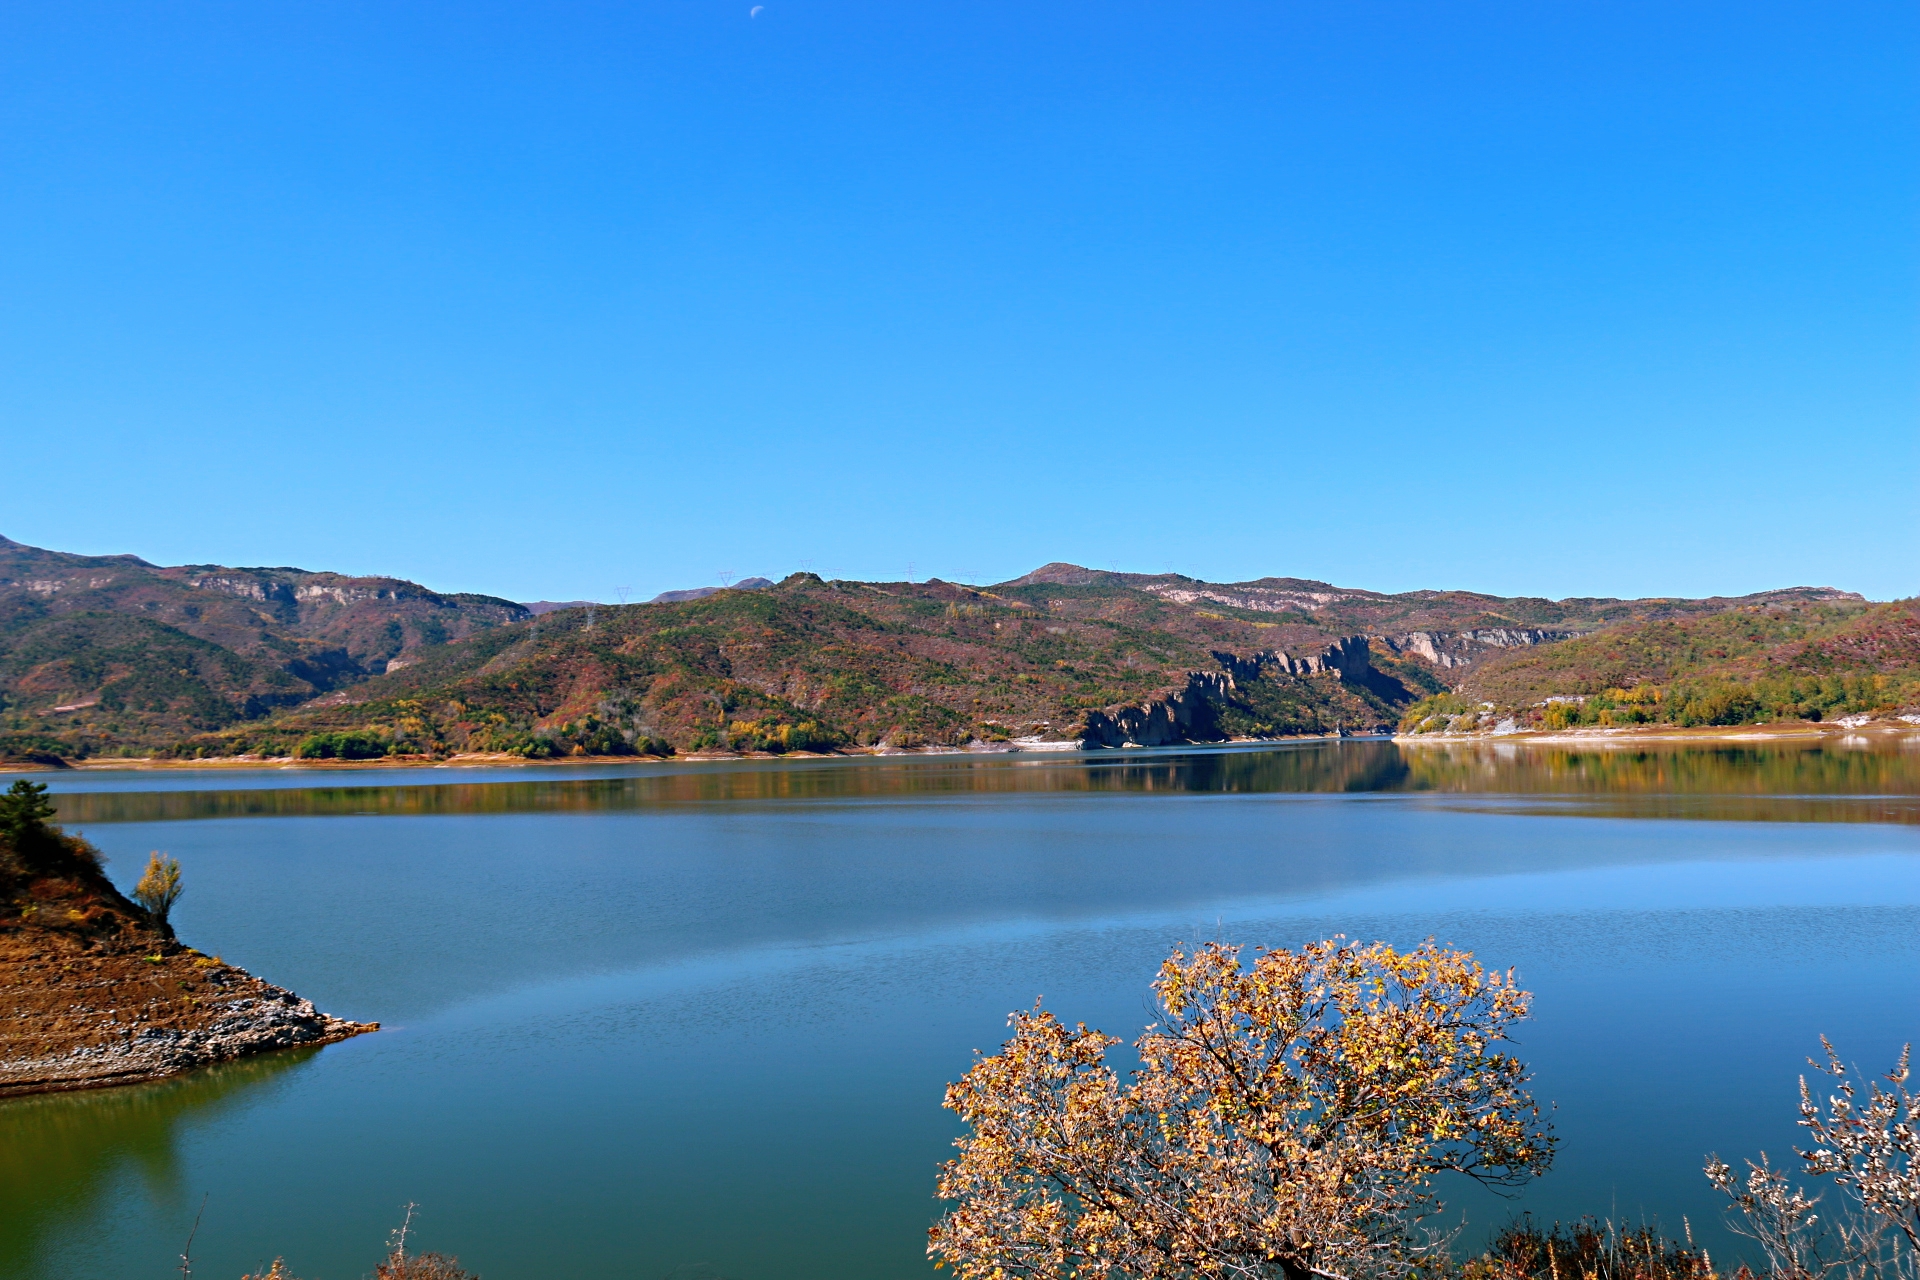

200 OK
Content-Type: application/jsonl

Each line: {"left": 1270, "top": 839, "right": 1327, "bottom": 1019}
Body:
{"left": 1800, "top": 1042, "right": 1920, "bottom": 1254}
{"left": 1705, "top": 1041, "right": 1919, "bottom": 1280}
{"left": 1705, "top": 1153, "right": 1856, "bottom": 1280}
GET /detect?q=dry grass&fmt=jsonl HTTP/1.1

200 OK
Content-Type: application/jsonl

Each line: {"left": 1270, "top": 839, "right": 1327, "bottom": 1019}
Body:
{"left": 1467, "top": 1217, "right": 1712, "bottom": 1280}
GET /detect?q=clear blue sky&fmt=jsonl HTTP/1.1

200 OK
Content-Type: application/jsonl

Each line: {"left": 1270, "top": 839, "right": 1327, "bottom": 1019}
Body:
{"left": 4, "top": 1, "right": 1914, "bottom": 603}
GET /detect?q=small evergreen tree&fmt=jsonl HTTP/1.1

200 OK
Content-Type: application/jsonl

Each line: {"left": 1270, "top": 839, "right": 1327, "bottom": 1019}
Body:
{"left": 0, "top": 778, "right": 58, "bottom": 852}
{"left": 0, "top": 778, "right": 64, "bottom": 875}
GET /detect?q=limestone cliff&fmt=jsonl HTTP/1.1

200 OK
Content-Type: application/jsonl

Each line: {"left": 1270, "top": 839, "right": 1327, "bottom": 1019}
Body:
{"left": 1081, "top": 671, "right": 1239, "bottom": 747}
{"left": 1081, "top": 636, "right": 1394, "bottom": 747}
{"left": 1380, "top": 628, "right": 1580, "bottom": 670}
{"left": 1210, "top": 637, "right": 1374, "bottom": 683}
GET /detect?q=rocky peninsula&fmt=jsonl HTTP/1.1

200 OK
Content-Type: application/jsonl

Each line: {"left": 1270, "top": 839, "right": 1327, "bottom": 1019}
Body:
{"left": 0, "top": 783, "right": 372, "bottom": 1098}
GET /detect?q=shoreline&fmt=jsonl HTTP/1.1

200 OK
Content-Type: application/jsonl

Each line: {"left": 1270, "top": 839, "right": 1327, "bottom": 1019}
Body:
{"left": 20, "top": 731, "right": 1368, "bottom": 772}
{"left": 1393, "top": 719, "right": 1920, "bottom": 747}
{"left": 0, "top": 1008, "right": 373, "bottom": 1100}
{"left": 10, "top": 720, "right": 1919, "bottom": 774}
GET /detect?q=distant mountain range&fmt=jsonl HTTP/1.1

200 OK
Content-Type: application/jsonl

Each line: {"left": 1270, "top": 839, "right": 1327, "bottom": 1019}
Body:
{"left": 524, "top": 578, "right": 776, "bottom": 613}
{"left": 648, "top": 577, "right": 773, "bottom": 604}
{"left": 0, "top": 535, "right": 1902, "bottom": 762}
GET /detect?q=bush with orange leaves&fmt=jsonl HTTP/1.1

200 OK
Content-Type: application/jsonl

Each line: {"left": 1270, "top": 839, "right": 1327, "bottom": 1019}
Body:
{"left": 929, "top": 938, "right": 1556, "bottom": 1280}
{"left": 238, "top": 1253, "right": 474, "bottom": 1280}
{"left": 237, "top": 1203, "right": 478, "bottom": 1280}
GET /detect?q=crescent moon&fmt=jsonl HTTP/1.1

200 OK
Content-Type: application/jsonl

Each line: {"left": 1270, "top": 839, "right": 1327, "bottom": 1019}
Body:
{"left": 750, "top": 5, "right": 763, "bottom": 14}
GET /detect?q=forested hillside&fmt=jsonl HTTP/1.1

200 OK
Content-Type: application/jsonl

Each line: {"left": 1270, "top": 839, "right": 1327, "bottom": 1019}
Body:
{"left": 1400, "top": 598, "right": 1920, "bottom": 733}
{"left": 163, "top": 573, "right": 1442, "bottom": 757}
{"left": 0, "top": 535, "right": 1885, "bottom": 761}
{"left": 161, "top": 566, "right": 1865, "bottom": 760}
{"left": 0, "top": 536, "right": 525, "bottom": 758}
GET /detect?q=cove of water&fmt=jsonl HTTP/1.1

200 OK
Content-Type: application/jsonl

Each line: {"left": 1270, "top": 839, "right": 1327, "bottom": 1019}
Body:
{"left": 4, "top": 739, "right": 1918, "bottom": 1279}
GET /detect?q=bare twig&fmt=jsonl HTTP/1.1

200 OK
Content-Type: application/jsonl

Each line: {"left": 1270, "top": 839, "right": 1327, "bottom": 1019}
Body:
{"left": 178, "top": 1192, "right": 208, "bottom": 1280}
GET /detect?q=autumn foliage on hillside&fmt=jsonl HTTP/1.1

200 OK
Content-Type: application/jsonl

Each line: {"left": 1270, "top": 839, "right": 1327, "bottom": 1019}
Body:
{"left": 0, "top": 535, "right": 525, "bottom": 757}
{"left": 1403, "top": 601, "right": 1920, "bottom": 733}
{"left": 4, "top": 529, "right": 1884, "bottom": 759}
{"left": 167, "top": 575, "right": 1430, "bottom": 758}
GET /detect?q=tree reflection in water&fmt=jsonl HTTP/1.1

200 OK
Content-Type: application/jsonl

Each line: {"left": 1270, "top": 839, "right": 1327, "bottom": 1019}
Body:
{"left": 42, "top": 738, "right": 1920, "bottom": 828}
{"left": 0, "top": 1049, "right": 318, "bottom": 1275}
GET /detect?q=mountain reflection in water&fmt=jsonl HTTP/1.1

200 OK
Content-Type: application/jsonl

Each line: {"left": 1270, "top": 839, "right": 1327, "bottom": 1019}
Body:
{"left": 42, "top": 738, "right": 1920, "bottom": 827}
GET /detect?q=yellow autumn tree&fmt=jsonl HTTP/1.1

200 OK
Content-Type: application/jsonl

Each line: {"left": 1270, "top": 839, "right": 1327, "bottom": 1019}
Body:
{"left": 930, "top": 939, "right": 1555, "bottom": 1280}
{"left": 132, "top": 851, "right": 184, "bottom": 936}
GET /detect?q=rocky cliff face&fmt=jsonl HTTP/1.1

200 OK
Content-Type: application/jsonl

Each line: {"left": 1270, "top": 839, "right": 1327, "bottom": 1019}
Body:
{"left": 1381, "top": 628, "right": 1579, "bottom": 670}
{"left": 1082, "top": 636, "right": 1385, "bottom": 747}
{"left": 1081, "top": 671, "right": 1238, "bottom": 747}
{"left": 0, "top": 536, "right": 527, "bottom": 669}
{"left": 1211, "top": 636, "right": 1374, "bottom": 683}
{"left": 1143, "top": 580, "right": 1375, "bottom": 615}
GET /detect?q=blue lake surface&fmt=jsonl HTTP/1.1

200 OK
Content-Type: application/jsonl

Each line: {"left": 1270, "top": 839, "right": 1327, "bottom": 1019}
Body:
{"left": 2, "top": 740, "right": 1917, "bottom": 1279}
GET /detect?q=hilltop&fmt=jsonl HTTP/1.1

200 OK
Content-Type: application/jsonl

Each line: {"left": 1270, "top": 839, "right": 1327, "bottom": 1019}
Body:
{"left": 1006, "top": 562, "right": 1849, "bottom": 636}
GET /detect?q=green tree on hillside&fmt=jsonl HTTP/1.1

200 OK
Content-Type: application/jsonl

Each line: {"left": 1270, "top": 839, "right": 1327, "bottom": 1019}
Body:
{"left": 0, "top": 778, "right": 60, "bottom": 866}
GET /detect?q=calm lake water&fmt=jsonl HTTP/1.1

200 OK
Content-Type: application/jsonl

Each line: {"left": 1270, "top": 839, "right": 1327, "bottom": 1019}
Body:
{"left": 4, "top": 739, "right": 1918, "bottom": 1280}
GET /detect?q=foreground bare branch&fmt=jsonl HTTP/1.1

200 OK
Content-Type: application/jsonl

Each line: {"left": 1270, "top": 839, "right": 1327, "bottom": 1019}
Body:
{"left": 1706, "top": 1041, "right": 1919, "bottom": 1280}
{"left": 1801, "top": 1042, "right": 1920, "bottom": 1253}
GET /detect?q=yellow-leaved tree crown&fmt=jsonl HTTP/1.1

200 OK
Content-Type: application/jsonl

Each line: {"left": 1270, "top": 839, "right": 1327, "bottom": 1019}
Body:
{"left": 930, "top": 937, "right": 1555, "bottom": 1280}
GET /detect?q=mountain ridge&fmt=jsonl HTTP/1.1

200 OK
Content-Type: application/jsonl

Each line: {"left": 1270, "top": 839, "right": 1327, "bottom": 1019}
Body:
{"left": 146, "top": 560, "right": 1876, "bottom": 761}
{"left": 0, "top": 538, "right": 1889, "bottom": 760}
